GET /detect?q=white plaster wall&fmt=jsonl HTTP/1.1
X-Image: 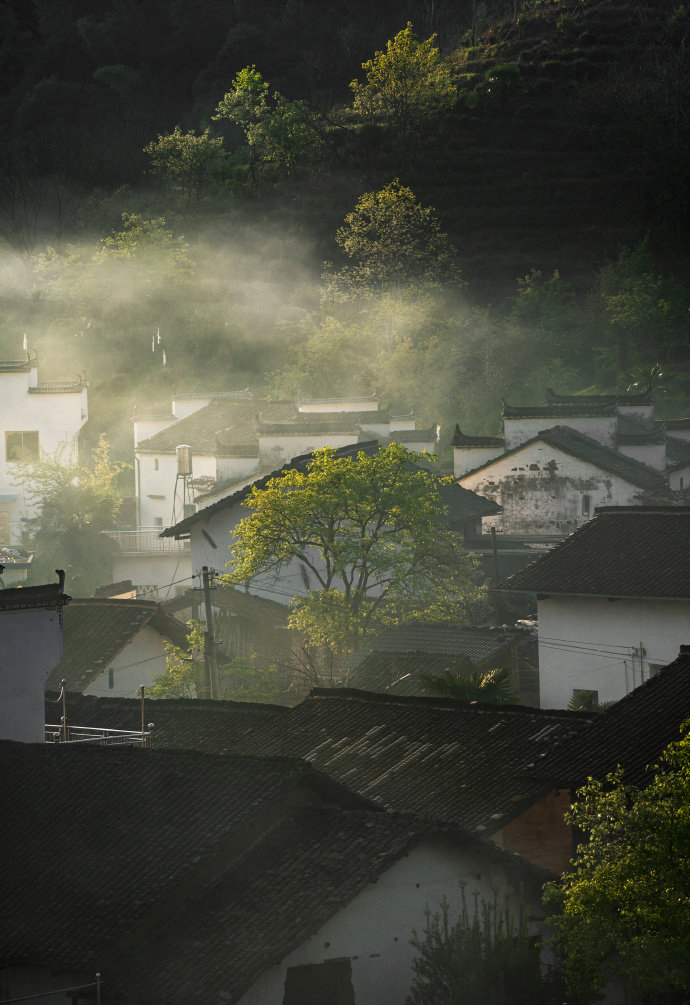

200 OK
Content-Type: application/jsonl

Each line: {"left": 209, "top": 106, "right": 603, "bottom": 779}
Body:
{"left": 503, "top": 415, "right": 616, "bottom": 450}
{"left": 189, "top": 506, "right": 309, "bottom": 604}
{"left": 134, "top": 416, "right": 176, "bottom": 447}
{"left": 453, "top": 445, "right": 505, "bottom": 477}
{"left": 617, "top": 442, "right": 666, "bottom": 471}
{"left": 137, "top": 452, "right": 217, "bottom": 527}
{"left": 172, "top": 395, "right": 213, "bottom": 420}
{"left": 459, "top": 442, "right": 645, "bottom": 536}
{"left": 0, "top": 373, "right": 86, "bottom": 543}
{"left": 258, "top": 433, "right": 357, "bottom": 463}
{"left": 111, "top": 551, "right": 192, "bottom": 601}
{"left": 216, "top": 455, "right": 261, "bottom": 482}
{"left": 389, "top": 418, "right": 416, "bottom": 431}
{"left": 538, "top": 595, "right": 690, "bottom": 708}
{"left": 237, "top": 838, "right": 533, "bottom": 1005}
{"left": 85, "top": 623, "right": 171, "bottom": 698}
{"left": 0, "top": 607, "right": 63, "bottom": 742}
{"left": 616, "top": 403, "right": 654, "bottom": 421}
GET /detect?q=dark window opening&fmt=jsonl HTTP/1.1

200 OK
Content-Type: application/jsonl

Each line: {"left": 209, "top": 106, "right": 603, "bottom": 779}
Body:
{"left": 6, "top": 431, "right": 39, "bottom": 461}
{"left": 283, "top": 959, "right": 355, "bottom": 1005}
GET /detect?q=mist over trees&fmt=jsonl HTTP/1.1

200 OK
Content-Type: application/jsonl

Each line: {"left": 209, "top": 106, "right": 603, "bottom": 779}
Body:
{"left": 1, "top": 0, "right": 690, "bottom": 464}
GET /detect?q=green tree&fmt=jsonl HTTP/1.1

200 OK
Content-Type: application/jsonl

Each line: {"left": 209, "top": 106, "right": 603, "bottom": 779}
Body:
{"left": 213, "top": 65, "right": 320, "bottom": 180}
{"left": 224, "top": 443, "right": 484, "bottom": 656}
{"left": 406, "top": 886, "right": 563, "bottom": 1005}
{"left": 144, "top": 126, "right": 225, "bottom": 215}
{"left": 151, "top": 618, "right": 288, "bottom": 702}
{"left": 420, "top": 667, "right": 516, "bottom": 704}
{"left": 12, "top": 434, "right": 128, "bottom": 595}
{"left": 350, "top": 22, "right": 456, "bottom": 134}
{"left": 325, "top": 179, "right": 461, "bottom": 306}
{"left": 544, "top": 724, "right": 690, "bottom": 1003}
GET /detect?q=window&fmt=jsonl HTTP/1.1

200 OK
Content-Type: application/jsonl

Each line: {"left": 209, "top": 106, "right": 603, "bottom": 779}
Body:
{"left": 6, "top": 431, "right": 39, "bottom": 461}
{"left": 154, "top": 458, "right": 159, "bottom": 471}
{"left": 108, "top": 667, "right": 114, "bottom": 690}
{"left": 283, "top": 960, "right": 355, "bottom": 1005}
{"left": 571, "top": 688, "right": 599, "bottom": 710}
{"left": 153, "top": 517, "right": 163, "bottom": 527}
{"left": 581, "top": 493, "right": 591, "bottom": 516}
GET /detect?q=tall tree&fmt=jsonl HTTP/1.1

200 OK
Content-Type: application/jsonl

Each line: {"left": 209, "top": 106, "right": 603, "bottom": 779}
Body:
{"left": 544, "top": 725, "right": 690, "bottom": 1003}
{"left": 350, "top": 22, "right": 456, "bottom": 134}
{"left": 144, "top": 126, "right": 225, "bottom": 216}
{"left": 12, "top": 434, "right": 127, "bottom": 595}
{"left": 225, "top": 443, "right": 483, "bottom": 656}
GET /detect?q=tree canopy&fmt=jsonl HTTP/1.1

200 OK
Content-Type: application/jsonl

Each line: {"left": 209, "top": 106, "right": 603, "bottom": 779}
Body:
{"left": 12, "top": 434, "right": 127, "bottom": 595}
{"left": 350, "top": 22, "right": 456, "bottom": 132}
{"left": 224, "top": 443, "right": 483, "bottom": 655}
{"left": 545, "top": 724, "right": 690, "bottom": 1003}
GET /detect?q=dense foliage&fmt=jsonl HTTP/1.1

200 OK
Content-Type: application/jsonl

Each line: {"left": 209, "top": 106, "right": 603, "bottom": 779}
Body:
{"left": 406, "top": 887, "right": 564, "bottom": 1004}
{"left": 1, "top": 0, "right": 690, "bottom": 467}
{"left": 545, "top": 725, "right": 690, "bottom": 1003}
{"left": 224, "top": 444, "right": 484, "bottom": 655}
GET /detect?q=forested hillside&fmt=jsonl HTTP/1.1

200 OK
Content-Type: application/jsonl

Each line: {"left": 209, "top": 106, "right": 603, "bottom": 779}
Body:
{"left": 1, "top": 0, "right": 689, "bottom": 464}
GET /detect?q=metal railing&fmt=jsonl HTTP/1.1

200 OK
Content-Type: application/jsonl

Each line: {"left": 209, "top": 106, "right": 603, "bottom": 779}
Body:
{"left": 102, "top": 528, "right": 190, "bottom": 553}
{"left": 45, "top": 724, "right": 152, "bottom": 746}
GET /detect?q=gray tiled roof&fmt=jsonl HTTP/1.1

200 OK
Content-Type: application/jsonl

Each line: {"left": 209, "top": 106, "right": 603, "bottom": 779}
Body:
{"left": 666, "top": 435, "right": 690, "bottom": 471}
{"left": 368, "top": 623, "right": 525, "bottom": 660}
{"left": 451, "top": 423, "right": 504, "bottom": 448}
{"left": 501, "top": 507, "right": 690, "bottom": 597}
{"left": 461, "top": 425, "right": 667, "bottom": 491}
{"left": 46, "top": 599, "right": 188, "bottom": 691}
{"left": 137, "top": 398, "right": 260, "bottom": 453}
{"left": 545, "top": 386, "right": 654, "bottom": 406}
{"left": 502, "top": 402, "right": 617, "bottom": 419}
{"left": 54, "top": 688, "right": 590, "bottom": 834}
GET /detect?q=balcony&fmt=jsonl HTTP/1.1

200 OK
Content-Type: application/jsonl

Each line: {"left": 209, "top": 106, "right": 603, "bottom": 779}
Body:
{"left": 102, "top": 528, "right": 190, "bottom": 554}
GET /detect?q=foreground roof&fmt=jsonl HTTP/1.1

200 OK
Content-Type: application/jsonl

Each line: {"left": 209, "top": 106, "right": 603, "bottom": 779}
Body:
{"left": 501, "top": 507, "right": 690, "bottom": 598}
{"left": 46, "top": 598, "right": 188, "bottom": 692}
{"left": 56, "top": 688, "right": 590, "bottom": 834}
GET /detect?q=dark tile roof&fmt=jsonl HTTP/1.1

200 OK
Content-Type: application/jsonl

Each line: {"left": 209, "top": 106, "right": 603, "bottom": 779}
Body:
{"left": 666, "top": 418, "right": 690, "bottom": 431}
{"left": 46, "top": 598, "right": 189, "bottom": 691}
{"left": 50, "top": 691, "right": 290, "bottom": 752}
{"left": 367, "top": 623, "right": 526, "bottom": 661}
{"left": 545, "top": 386, "right": 654, "bottom": 406}
{"left": 137, "top": 398, "right": 260, "bottom": 453}
{"left": 460, "top": 425, "right": 667, "bottom": 491}
{"left": 347, "top": 651, "right": 492, "bottom": 695}
{"left": 532, "top": 649, "right": 690, "bottom": 789}
{"left": 615, "top": 414, "right": 666, "bottom": 445}
{"left": 501, "top": 507, "right": 690, "bottom": 597}
{"left": 502, "top": 402, "right": 617, "bottom": 419}
{"left": 666, "top": 435, "right": 690, "bottom": 471}
{"left": 298, "top": 394, "right": 379, "bottom": 405}
{"left": 28, "top": 378, "right": 86, "bottom": 394}
{"left": 451, "top": 423, "right": 504, "bottom": 448}
{"left": 0, "top": 743, "right": 378, "bottom": 991}
{"left": 58, "top": 689, "right": 590, "bottom": 834}
{"left": 0, "top": 575, "right": 69, "bottom": 612}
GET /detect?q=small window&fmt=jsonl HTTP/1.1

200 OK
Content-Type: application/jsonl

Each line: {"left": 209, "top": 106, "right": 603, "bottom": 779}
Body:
{"left": 581, "top": 493, "right": 591, "bottom": 516}
{"left": 108, "top": 667, "right": 114, "bottom": 689}
{"left": 153, "top": 516, "right": 163, "bottom": 527}
{"left": 6, "top": 431, "right": 39, "bottom": 461}
{"left": 681, "top": 477, "right": 685, "bottom": 490}
{"left": 154, "top": 458, "right": 159, "bottom": 470}
{"left": 571, "top": 688, "right": 599, "bottom": 710}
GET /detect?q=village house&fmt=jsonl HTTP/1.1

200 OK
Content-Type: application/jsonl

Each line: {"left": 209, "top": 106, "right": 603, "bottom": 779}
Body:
{"left": 499, "top": 506, "right": 690, "bottom": 709}
{"left": 1, "top": 738, "right": 549, "bottom": 1005}
{"left": 160, "top": 441, "right": 501, "bottom": 608}
{"left": 452, "top": 388, "right": 683, "bottom": 540}
{"left": 117, "top": 391, "right": 434, "bottom": 599}
{"left": 0, "top": 347, "right": 87, "bottom": 547}
{"left": 0, "top": 571, "right": 69, "bottom": 742}
{"left": 44, "top": 597, "right": 188, "bottom": 699}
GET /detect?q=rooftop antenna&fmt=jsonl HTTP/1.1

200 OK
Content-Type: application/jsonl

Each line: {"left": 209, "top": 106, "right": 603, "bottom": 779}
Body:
{"left": 171, "top": 444, "right": 195, "bottom": 525}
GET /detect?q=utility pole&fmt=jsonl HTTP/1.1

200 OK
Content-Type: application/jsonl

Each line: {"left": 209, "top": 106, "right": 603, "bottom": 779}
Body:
{"left": 201, "top": 566, "right": 220, "bottom": 699}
